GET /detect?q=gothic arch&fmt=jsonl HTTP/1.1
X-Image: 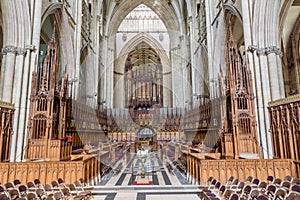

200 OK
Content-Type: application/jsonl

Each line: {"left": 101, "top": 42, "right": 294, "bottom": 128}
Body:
{"left": 223, "top": 2, "right": 243, "bottom": 24}
{"left": 40, "top": 3, "right": 75, "bottom": 75}
{"left": 0, "top": 1, "right": 30, "bottom": 47}
{"left": 116, "top": 32, "right": 171, "bottom": 74}
{"left": 105, "top": 0, "right": 181, "bottom": 36}
{"left": 252, "top": 0, "right": 281, "bottom": 48}
{"left": 113, "top": 33, "right": 172, "bottom": 108}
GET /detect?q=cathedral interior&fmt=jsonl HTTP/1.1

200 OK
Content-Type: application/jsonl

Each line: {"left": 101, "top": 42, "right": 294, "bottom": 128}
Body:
{"left": 0, "top": 0, "right": 300, "bottom": 199}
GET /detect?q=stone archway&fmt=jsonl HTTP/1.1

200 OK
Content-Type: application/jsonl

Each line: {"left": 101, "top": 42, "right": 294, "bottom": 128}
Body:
{"left": 113, "top": 33, "right": 172, "bottom": 108}
{"left": 137, "top": 127, "right": 156, "bottom": 146}
{"left": 105, "top": 0, "right": 180, "bottom": 36}
{"left": 41, "top": 4, "right": 75, "bottom": 76}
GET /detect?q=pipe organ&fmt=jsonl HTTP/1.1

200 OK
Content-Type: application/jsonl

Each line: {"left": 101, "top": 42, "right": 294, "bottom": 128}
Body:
{"left": 125, "top": 45, "right": 163, "bottom": 113}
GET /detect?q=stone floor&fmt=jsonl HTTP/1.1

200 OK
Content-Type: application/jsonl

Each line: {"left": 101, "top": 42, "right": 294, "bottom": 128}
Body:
{"left": 92, "top": 152, "right": 201, "bottom": 200}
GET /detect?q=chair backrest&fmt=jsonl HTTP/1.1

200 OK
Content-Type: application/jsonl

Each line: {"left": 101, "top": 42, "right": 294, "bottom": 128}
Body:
{"left": 284, "top": 175, "right": 293, "bottom": 182}
{"left": 46, "top": 196, "right": 55, "bottom": 200}
{"left": 207, "top": 176, "right": 213, "bottom": 183}
{"left": 211, "top": 179, "right": 217, "bottom": 185}
{"left": 18, "top": 185, "right": 27, "bottom": 193}
{"left": 246, "top": 176, "right": 253, "bottom": 183}
{"left": 44, "top": 184, "right": 52, "bottom": 191}
{"left": 36, "top": 188, "right": 45, "bottom": 198}
{"left": 292, "top": 178, "right": 300, "bottom": 185}
{"left": 232, "top": 179, "right": 239, "bottom": 186}
{"left": 4, "top": 182, "right": 15, "bottom": 189}
{"left": 238, "top": 182, "right": 245, "bottom": 189}
{"left": 258, "top": 181, "right": 267, "bottom": 190}
{"left": 291, "top": 185, "right": 300, "bottom": 193}
{"left": 250, "top": 189, "right": 260, "bottom": 199}
{"left": 224, "top": 189, "right": 233, "bottom": 199}
{"left": 13, "top": 180, "right": 21, "bottom": 186}
{"left": 267, "top": 184, "right": 277, "bottom": 193}
{"left": 8, "top": 188, "right": 20, "bottom": 199}
{"left": 273, "top": 178, "right": 282, "bottom": 185}
{"left": 257, "top": 194, "right": 269, "bottom": 200}
{"left": 74, "top": 180, "right": 82, "bottom": 188}
{"left": 227, "top": 176, "right": 234, "bottom": 183}
{"left": 51, "top": 181, "right": 59, "bottom": 188}
{"left": 252, "top": 178, "right": 260, "bottom": 185}
{"left": 0, "top": 193, "right": 9, "bottom": 200}
{"left": 219, "top": 185, "right": 226, "bottom": 193}
{"left": 26, "top": 182, "right": 35, "bottom": 189}
{"left": 27, "top": 192, "right": 37, "bottom": 200}
{"left": 61, "top": 187, "right": 70, "bottom": 196}
{"left": 275, "top": 188, "right": 287, "bottom": 199}
{"left": 286, "top": 192, "right": 300, "bottom": 200}
{"left": 0, "top": 185, "right": 5, "bottom": 193}
{"left": 267, "top": 176, "right": 274, "bottom": 182}
{"left": 79, "top": 178, "right": 85, "bottom": 185}
{"left": 68, "top": 184, "right": 77, "bottom": 192}
{"left": 229, "top": 193, "right": 239, "bottom": 200}
{"left": 33, "top": 179, "right": 41, "bottom": 185}
{"left": 53, "top": 191, "right": 63, "bottom": 200}
{"left": 243, "top": 185, "right": 252, "bottom": 195}
{"left": 215, "top": 182, "right": 221, "bottom": 189}
{"left": 282, "top": 181, "right": 291, "bottom": 189}
{"left": 57, "top": 178, "right": 64, "bottom": 184}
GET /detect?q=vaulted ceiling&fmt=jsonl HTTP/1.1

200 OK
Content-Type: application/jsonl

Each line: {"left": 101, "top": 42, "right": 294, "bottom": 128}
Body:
{"left": 102, "top": 0, "right": 191, "bottom": 36}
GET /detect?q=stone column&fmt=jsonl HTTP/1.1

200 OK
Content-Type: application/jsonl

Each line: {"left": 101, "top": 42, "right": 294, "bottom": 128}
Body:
{"left": 1, "top": 45, "right": 17, "bottom": 103}
{"left": 106, "top": 47, "right": 114, "bottom": 107}
{"left": 205, "top": 0, "right": 216, "bottom": 98}
{"left": 9, "top": 0, "right": 42, "bottom": 162}
{"left": 11, "top": 48, "right": 28, "bottom": 162}
{"left": 74, "top": 0, "right": 83, "bottom": 100}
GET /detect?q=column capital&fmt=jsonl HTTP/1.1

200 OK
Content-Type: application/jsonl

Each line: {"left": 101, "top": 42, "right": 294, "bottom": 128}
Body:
{"left": 2, "top": 45, "right": 18, "bottom": 55}
{"left": 16, "top": 47, "right": 27, "bottom": 56}
{"left": 247, "top": 45, "right": 282, "bottom": 56}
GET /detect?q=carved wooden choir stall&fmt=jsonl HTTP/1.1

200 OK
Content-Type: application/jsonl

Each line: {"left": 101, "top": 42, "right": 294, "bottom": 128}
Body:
{"left": 0, "top": 102, "right": 14, "bottom": 162}
{"left": 219, "top": 26, "right": 260, "bottom": 159}
{"left": 25, "top": 30, "right": 71, "bottom": 162}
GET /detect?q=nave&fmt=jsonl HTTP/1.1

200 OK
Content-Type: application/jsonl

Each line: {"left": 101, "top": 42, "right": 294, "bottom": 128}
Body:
{"left": 93, "top": 150, "right": 201, "bottom": 200}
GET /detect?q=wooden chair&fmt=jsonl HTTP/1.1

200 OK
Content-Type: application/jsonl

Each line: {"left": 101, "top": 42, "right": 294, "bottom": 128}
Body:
{"left": 26, "top": 192, "right": 38, "bottom": 200}
{"left": 274, "top": 188, "right": 287, "bottom": 200}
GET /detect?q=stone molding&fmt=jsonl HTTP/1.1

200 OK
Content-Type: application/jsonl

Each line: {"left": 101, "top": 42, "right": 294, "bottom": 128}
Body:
{"left": 248, "top": 45, "right": 282, "bottom": 56}
{"left": 1, "top": 45, "right": 35, "bottom": 56}
{"left": 2, "top": 45, "right": 18, "bottom": 55}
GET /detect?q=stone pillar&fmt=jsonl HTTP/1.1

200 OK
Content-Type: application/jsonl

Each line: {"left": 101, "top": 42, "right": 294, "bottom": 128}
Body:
{"left": 205, "top": 0, "right": 217, "bottom": 98}
{"left": 74, "top": 0, "right": 83, "bottom": 100}
{"left": 11, "top": 48, "right": 28, "bottom": 162}
{"left": 1, "top": 45, "right": 17, "bottom": 103}
{"left": 106, "top": 47, "right": 114, "bottom": 107}
{"left": 11, "top": 0, "right": 42, "bottom": 162}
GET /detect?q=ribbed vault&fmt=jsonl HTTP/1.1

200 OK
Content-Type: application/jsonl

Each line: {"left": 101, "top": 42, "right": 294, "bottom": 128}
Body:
{"left": 115, "top": 32, "right": 170, "bottom": 74}
{"left": 106, "top": 0, "right": 180, "bottom": 36}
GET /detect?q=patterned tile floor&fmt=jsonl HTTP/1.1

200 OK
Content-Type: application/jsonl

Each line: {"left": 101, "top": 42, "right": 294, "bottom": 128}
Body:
{"left": 93, "top": 152, "right": 201, "bottom": 200}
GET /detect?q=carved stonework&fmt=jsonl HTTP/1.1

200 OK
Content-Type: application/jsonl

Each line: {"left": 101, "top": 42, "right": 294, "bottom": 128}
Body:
{"left": 247, "top": 45, "right": 282, "bottom": 56}
{"left": 2, "top": 45, "right": 17, "bottom": 55}
{"left": 16, "top": 47, "right": 27, "bottom": 56}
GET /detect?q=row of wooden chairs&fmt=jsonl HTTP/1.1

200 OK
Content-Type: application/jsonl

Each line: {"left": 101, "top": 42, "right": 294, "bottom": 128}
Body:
{"left": 200, "top": 175, "right": 300, "bottom": 200}
{"left": 0, "top": 178, "right": 93, "bottom": 200}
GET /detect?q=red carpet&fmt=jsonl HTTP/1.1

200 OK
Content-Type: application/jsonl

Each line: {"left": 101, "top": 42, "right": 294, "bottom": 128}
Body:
{"left": 133, "top": 180, "right": 153, "bottom": 185}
